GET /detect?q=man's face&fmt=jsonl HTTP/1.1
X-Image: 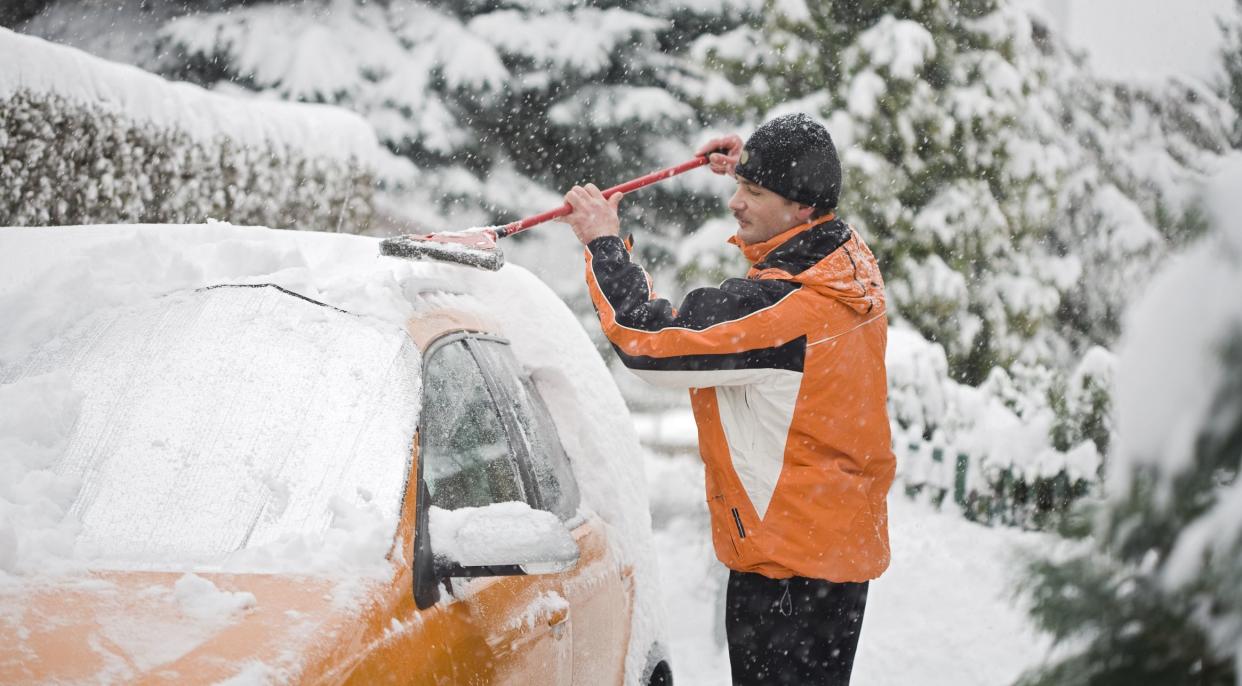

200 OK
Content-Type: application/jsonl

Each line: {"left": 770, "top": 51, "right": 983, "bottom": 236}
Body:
{"left": 728, "top": 177, "right": 811, "bottom": 245}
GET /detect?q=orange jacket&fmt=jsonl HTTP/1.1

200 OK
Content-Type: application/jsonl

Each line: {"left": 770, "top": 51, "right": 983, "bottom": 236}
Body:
{"left": 585, "top": 215, "right": 894, "bottom": 582}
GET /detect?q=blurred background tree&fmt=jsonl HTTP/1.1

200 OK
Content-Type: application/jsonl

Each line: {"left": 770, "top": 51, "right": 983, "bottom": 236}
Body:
{"left": 1017, "top": 203, "right": 1242, "bottom": 685}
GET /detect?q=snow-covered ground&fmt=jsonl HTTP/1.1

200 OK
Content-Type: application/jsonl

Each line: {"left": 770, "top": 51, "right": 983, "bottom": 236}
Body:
{"left": 646, "top": 450, "right": 1063, "bottom": 685}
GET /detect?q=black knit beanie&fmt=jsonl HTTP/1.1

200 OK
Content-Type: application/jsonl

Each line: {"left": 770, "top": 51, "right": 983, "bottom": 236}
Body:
{"left": 734, "top": 113, "right": 842, "bottom": 210}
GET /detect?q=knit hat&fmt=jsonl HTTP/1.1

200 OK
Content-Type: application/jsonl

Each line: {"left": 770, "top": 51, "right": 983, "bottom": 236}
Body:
{"left": 734, "top": 113, "right": 842, "bottom": 210}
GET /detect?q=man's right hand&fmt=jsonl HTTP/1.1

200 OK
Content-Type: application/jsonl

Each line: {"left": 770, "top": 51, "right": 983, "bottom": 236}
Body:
{"left": 697, "top": 134, "right": 744, "bottom": 176}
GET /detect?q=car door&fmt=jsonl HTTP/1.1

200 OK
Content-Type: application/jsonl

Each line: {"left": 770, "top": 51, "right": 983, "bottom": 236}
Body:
{"left": 469, "top": 339, "right": 631, "bottom": 686}
{"left": 416, "top": 335, "right": 572, "bottom": 686}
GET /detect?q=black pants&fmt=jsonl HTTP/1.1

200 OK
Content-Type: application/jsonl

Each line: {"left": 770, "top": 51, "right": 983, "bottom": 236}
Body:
{"left": 725, "top": 570, "right": 868, "bottom": 686}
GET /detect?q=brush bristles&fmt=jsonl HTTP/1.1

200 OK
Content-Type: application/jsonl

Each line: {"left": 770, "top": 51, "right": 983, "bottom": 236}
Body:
{"left": 380, "top": 235, "right": 506, "bottom": 271}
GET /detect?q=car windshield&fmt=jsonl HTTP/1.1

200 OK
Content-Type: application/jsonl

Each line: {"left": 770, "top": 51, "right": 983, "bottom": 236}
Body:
{"left": 5, "top": 285, "right": 420, "bottom": 569}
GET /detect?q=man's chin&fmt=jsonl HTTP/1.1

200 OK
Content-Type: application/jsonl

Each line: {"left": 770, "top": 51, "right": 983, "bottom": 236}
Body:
{"left": 735, "top": 226, "right": 762, "bottom": 245}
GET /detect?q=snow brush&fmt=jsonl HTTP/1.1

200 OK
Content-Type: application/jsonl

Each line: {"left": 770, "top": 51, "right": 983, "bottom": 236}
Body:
{"left": 380, "top": 154, "right": 714, "bottom": 271}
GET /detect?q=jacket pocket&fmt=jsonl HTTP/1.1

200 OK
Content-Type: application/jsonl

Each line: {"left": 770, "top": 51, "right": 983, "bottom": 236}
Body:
{"left": 730, "top": 507, "right": 747, "bottom": 539}
{"left": 708, "top": 494, "right": 745, "bottom": 560}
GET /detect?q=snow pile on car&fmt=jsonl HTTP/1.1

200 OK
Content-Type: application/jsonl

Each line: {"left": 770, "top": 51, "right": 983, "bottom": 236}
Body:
{"left": 0, "top": 371, "right": 82, "bottom": 575}
{"left": 429, "top": 502, "right": 577, "bottom": 568}
{"left": 0, "top": 232, "right": 422, "bottom": 577}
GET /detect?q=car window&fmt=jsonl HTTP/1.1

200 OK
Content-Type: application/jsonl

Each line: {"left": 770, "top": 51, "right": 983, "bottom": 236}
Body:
{"left": 471, "top": 340, "right": 582, "bottom": 521}
{"left": 419, "top": 339, "right": 525, "bottom": 510}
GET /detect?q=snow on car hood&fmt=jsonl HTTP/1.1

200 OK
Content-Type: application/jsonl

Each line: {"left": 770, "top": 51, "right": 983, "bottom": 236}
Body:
{"left": 0, "top": 569, "right": 389, "bottom": 684}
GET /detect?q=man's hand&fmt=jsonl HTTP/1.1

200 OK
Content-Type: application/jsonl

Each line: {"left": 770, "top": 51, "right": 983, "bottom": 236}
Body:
{"left": 697, "top": 134, "right": 744, "bottom": 176}
{"left": 564, "top": 183, "right": 624, "bottom": 246}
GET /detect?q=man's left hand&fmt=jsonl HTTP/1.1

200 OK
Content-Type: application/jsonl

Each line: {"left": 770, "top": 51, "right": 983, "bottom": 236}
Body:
{"left": 564, "top": 183, "right": 624, "bottom": 246}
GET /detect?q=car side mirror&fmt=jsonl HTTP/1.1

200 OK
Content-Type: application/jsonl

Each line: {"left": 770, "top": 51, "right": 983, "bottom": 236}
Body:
{"left": 429, "top": 502, "right": 580, "bottom": 578}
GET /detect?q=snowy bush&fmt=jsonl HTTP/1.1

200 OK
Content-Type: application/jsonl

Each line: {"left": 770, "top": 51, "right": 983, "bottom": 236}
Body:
{"left": 1, "top": 89, "right": 374, "bottom": 229}
{"left": 0, "top": 28, "right": 378, "bottom": 230}
{"left": 888, "top": 327, "right": 1107, "bottom": 528}
{"left": 1018, "top": 158, "right": 1242, "bottom": 686}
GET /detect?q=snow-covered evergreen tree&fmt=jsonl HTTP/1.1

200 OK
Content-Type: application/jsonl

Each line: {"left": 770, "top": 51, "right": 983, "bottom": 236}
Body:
{"left": 696, "top": 0, "right": 1231, "bottom": 386}
{"left": 1017, "top": 159, "right": 1242, "bottom": 686}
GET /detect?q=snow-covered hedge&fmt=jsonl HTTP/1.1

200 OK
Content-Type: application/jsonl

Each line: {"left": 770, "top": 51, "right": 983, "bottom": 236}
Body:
{"left": 889, "top": 327, "right": 1112, "bottom": 528}
{"left": 0, "top": 28, "right": 378, "bottom": 230}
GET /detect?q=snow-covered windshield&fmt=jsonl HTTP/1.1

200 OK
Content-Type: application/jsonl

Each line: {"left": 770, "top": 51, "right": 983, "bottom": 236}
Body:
{"left": 2, "top": 285, "right": 420, "bottom": 569}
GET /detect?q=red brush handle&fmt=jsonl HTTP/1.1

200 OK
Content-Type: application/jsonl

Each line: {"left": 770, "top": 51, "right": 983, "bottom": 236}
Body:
{"left": 494, "top": 155, "right": 711, "bottom": 239}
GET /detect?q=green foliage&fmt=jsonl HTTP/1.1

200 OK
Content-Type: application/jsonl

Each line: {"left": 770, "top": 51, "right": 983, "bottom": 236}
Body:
{"left": 1017, "top": 553, "right": 1234, "bottom": 686}
{"left": 0, "top": 89, "right": 373, "bottom": 229}
{"left": 957, "top": 469, "right": 1092, "bottom": 530}
{"left": 898, "top": 442, "right": 1095, "bottom": 530}
{"left": 888, "top": 335, "right": 1111, "bottom": 531}
{"left": 1049, "top": 351, "right": 1113, "bottom": 457}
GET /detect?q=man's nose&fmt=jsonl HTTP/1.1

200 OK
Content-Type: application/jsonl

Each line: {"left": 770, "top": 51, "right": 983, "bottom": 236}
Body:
{"left": 728, "top": 191, "right": 745, "bottom": 212}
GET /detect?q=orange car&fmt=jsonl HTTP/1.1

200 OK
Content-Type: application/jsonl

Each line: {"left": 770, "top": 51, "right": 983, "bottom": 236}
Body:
{"left": 0, "top": 258, "right": 671, "bottom": 685}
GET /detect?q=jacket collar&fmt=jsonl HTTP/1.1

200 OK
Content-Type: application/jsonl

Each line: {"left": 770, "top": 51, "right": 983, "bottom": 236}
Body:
{"left": 727, "top": 213, "right": 837, "bottom": 265}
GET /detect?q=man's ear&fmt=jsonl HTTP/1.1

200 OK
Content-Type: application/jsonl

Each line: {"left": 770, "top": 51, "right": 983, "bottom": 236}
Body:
{"left": 796, "top": 204, "right": 815, "bottom": 221}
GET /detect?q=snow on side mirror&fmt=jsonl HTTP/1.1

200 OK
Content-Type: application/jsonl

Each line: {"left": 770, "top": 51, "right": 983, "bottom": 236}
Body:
{"left": 429, "top": 502, "right": 580, "bottom": 578}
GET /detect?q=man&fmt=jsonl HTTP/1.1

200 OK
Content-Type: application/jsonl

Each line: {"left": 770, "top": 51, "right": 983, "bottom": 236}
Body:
{"left": 563, "top": 113, "right": 894, "bottom": 685}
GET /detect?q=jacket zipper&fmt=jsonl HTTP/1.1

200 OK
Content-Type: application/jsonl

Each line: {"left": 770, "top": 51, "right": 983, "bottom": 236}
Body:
{"left": 731, "top": 507, "right": 747, "bottom": 539}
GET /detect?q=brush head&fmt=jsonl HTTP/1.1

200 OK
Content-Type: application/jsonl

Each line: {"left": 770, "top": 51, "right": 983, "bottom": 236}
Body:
{"left": 379, "top": 228, "right": 505, "bottom": 271}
